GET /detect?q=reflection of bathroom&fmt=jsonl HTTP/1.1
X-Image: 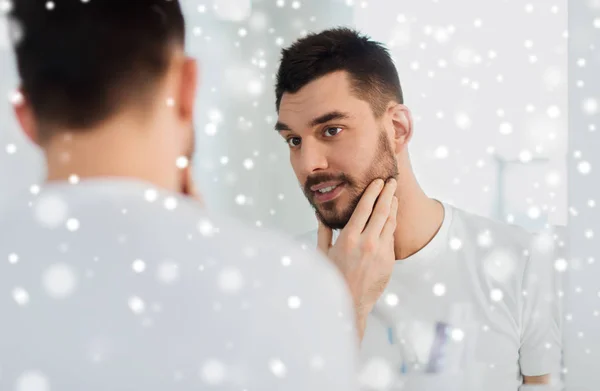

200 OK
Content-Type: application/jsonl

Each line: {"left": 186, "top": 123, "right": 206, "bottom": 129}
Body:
{"left": 492, "top": 153, "right": 566, "bottom": 232}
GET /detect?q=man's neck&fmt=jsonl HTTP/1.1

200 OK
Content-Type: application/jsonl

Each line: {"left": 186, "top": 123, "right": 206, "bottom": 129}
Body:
{"left": 43, "top": 121, "right": 178, "bottom": 192}
{"left": 393, "top": 178, "right": 445, "bottom": 261}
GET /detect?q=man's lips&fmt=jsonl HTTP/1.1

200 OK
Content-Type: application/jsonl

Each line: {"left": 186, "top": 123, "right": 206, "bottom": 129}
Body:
{"left": 310, "top": 181, "right": 344, "bottom": 192}
{"left": 311, "top": 182, "right": 346, "bottom": 203}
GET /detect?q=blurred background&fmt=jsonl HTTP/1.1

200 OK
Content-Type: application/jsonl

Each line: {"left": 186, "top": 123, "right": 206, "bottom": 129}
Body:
{"left": 0, "top": 0, "right": 568, "bottom": 236}
{"left": 2, "top": 0, "right": 599, "bottom": 389}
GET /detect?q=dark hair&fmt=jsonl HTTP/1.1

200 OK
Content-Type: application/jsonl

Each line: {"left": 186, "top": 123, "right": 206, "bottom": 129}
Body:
{"left": 275, "top": 27, "right": 403, "bottom": 116}
{"left": 10, "top": 0, "right": 185, "bottom": 140}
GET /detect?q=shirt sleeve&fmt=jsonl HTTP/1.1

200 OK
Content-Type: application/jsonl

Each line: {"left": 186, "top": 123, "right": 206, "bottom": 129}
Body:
{"left": 518, "top": 232, "right": 563, "bottom": 378}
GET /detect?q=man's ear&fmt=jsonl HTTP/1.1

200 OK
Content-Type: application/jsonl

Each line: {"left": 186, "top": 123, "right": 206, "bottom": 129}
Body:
{"left": 180, "top": 165, "right": 204, "bottom": 207}
{"left": 178, "top": 57, "right": 199, "bottom": 124}
{"left": 13, "top": 88, "right": 40, "bottom": 146}
{"left": 388, "top": 104, "right": 413, "bottom": 154}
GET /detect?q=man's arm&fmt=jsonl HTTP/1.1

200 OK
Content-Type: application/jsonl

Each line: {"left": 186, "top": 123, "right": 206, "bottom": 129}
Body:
{"left": 518, "top": 233, "right": 563, "bottom": 385}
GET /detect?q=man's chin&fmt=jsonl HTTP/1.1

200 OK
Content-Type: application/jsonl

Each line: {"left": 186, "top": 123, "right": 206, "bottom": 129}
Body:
{"left": 316, "top": 212, "right": 350, "bottom": 231}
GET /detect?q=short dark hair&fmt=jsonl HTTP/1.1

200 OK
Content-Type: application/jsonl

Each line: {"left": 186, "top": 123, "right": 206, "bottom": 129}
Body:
{"left": 10, "top": 0, "right": 185, "bottom": 141}
{"left": 275, "top": 27, "right": 403, "bottom": 116}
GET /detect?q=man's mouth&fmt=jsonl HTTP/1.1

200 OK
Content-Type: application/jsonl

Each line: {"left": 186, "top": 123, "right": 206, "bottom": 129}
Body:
{"left": 311, "top": 181, "right": 345, "bottom": 203}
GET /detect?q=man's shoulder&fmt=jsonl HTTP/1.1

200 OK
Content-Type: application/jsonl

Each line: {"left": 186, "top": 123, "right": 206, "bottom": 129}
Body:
{"left": 449, "top": 205, "right": 533, "bottom": 249}
{"left": 448, "top": 205, "right": 561, "bottom": 282}
{"left": 0, "top": 182, "right": 342, "bottom": 286}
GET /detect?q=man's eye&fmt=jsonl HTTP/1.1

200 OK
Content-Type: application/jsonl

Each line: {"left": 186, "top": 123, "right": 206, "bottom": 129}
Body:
{"left": 324, "top": 127, "right": 343, "bottom": 137}
{"left": 287, "top": 137, "right": 301, "bottom": 147}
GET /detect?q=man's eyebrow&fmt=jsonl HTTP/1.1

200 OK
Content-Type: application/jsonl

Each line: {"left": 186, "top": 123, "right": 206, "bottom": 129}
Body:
{"left": 309, "top": 111, "right": 351, "bottom": 127}
{"left": 275, "top": 111, "right": 351, "bottom": 132}
{"left": 274, "top": 121, "right": 291, "bottom": 131}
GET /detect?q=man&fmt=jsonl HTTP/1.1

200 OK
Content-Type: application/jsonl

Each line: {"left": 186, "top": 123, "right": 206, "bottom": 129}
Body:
{"left": 275, "top": 28, "right": 561, "bottom": 390}
{"left": 0, "top": 2, "right": 360, "bottom": 390}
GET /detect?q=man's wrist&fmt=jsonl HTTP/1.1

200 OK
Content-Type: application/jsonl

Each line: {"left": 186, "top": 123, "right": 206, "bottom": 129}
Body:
{"left": 356, "top": 312, "right": 368, "bottom": 342}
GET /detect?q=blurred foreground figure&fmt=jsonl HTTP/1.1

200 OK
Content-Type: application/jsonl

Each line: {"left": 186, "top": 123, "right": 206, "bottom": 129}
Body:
{"left": 0, "top": 2, "right": 358, "bottom": 390}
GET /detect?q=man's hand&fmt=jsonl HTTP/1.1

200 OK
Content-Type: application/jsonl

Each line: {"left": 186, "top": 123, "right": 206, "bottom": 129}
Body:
{"left": 317, "top": 178, "right": 398, "bottom": 341}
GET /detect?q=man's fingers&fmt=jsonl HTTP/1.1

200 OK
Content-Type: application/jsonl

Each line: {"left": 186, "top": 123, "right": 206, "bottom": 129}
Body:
{"left": 344, "top": 179, "right": 385, "bottom": 235}
{"left": 317, "top": 218, "right": 333, "bottom": 254}
{"left": 381, "top": 196, "right": 398, "bottom": 241}
{"left": 363, "top": 179, "right": 397, "bottom": 238}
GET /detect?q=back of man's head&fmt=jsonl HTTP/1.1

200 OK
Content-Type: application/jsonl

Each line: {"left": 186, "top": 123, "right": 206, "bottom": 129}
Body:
{"left": 10, "top": 0, "right": 185, "bottom": 142}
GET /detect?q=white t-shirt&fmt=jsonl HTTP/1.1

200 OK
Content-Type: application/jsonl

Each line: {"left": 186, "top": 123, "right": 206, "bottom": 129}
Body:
{"left": 298, "top": 202, "right": 562, "bottom": 391}
{"left": 0, "top": 179, "right": 359, "bottom": 391}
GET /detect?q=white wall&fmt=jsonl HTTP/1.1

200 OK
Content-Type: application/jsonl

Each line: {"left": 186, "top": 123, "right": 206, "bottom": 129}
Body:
{"left": 353, "top": 0, "right": 568, "bottom": 232}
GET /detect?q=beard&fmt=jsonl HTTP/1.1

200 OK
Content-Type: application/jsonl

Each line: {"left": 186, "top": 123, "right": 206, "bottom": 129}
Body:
{"left": 303, "top": 131, "right": 399, "bottom": 230}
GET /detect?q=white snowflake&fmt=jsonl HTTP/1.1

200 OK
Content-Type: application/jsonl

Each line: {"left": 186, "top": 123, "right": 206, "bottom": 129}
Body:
{"left": 583, "top": 98, "right": 598, "bottom": 115}
{"left": 269, "top": 358, "right": 287, "bottom": 378}
{"left": 201, "top": 359, "right": 226, "bottom": 385}
{"left": 578, "top": 161, "right": 592, "bottom": 175}
{"left": 156, "top": 261, "right": 180, "bottom": 284}
{"left": 34, "top": 194, "right": 69, "bottom": 228}
{"left": 499, "top": 122, "right": 513, "bottom": 135}
{"left": 132, "top": 259, "right": 146, "bottom": 273}
{"left": 451, "top": 328, "right": 465, "bottom": 341}
{"left": 66, "top": 218, "right": 80, "bottom": 232}
{"left": 385, "top": 293, "right": 399, "bottom": 307}
{"left": 12, "top": 287, "right": 30, "bottom": 306}
{"left": 218, "top": 267, "right": 244, "bottom": 293}
{"left": 176, "top": 156, "right": 189, "bottom": 169}
{"left": 42, "top": 263, "right": 77, "bottom": 299}
{"left": 434, "top": 146, "right": 449, "bottom": 159}
{"left": 204, "top": 123, "right": 218, "bottom": 136}
{"left": 546, "top": 105, "right": 560, "bottom": 119}
{"left": 144, "top": 189, "right": 158, "bottom": 202}
{"left": 164, "top": 197, "right": 178, "bottom": 210}
{"left": 5, "top": 143, "right": 16, "bottom": 154}
{"left": 198, "top": 219, "right": 215, "bottom": 237}
{"left": 477, "top": 230, "right": 492, "bottom": 247}
{"left": 128, "top": 296, "right": 145, "bottom": 314}
{"left": 483, "top": 250, "right": 516, "bottom": 283}
{"left": 235, "top": 194, "right": 247, "bottom": 205}
{"left": 16, "top": 371, "right": 50, "bottom": 391}
{"left": 433, "top": 283, "right": 446, "bottom": 296}
{"left": 287, "top": 295, "right": 301, "bottom": 309}
{"left": 243, "top": 158, "right": 255, "bottom": 170}
{"left": 358, "top": 357, "right": 393, "bottom": 389}
{"left": 455, "top": 112, "right": 472, "bottom": 129}
{"left": 554, "top": 258, "right": 568, "bottom": 272}
{"left": 490, "top": 289, "right": 504, "bottom": 302}
{"left": 449, "top": 237, "right": 462, "bottom": 250}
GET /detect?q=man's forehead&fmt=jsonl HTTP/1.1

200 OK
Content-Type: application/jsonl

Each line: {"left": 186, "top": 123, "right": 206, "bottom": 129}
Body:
{"left": 278, "top": 88, "right": 366, "bottom": 130}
